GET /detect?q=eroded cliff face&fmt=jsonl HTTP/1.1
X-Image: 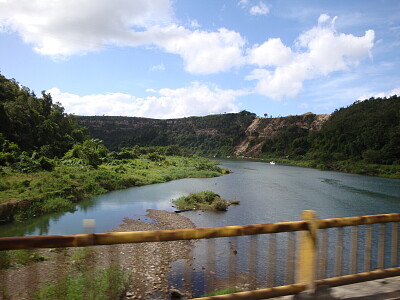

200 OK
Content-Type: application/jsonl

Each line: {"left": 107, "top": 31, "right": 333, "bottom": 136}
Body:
{"left": 234, "top": 113, "right": 330, "bottom": 157}
{"left": 75, "top": 111, "right": 256, "bottom": 153}
{"left": 75, "top": 112, "right": 329, "bottom": 157}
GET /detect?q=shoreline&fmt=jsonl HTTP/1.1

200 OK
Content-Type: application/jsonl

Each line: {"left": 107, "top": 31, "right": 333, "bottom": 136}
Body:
{"left": 231, "top": 156, "right": 400, "bottom": 179}
{"left": 0, "top": 156, "right": 229, "bottom": 225}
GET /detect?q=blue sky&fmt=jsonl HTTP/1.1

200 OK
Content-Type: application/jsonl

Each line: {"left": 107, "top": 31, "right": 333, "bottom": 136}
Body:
{"left": 0, "top": 0, "right": 399, "bottom": 119}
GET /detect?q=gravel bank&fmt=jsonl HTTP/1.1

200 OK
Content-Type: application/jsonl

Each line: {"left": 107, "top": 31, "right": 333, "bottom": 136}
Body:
{"left": 0, "top": 209, "right": 197, "bottom": 300}
{"left": 101, "top": 209, "right": 197, "bottom": 299}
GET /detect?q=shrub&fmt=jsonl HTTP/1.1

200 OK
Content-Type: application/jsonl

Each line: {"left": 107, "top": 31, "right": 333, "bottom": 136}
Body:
{"left": 42, "top": 196, "right": 75, "bottom": 213}
{"left": 214, "top": 198, "right": 228, "bottom": 211}
{"left": 39, "top": 156, "right": 55, "bottom": 171}
{"left": 172, "top": 191, "right": 233, "bottom": 211}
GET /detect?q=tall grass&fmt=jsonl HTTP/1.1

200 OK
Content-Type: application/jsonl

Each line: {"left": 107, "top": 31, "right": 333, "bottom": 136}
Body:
{"left": 35, "top": 265, "right": 128, "bottom": 300}
{"left": 35, "top": 248, "right": 129, "bottom": 300}
{"left": 0, "top": 249, "right": 47, "bottom": 270}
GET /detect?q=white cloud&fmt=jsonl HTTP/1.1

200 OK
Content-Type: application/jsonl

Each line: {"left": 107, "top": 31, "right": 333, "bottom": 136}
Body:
{"left": 47, "top": 83, "right": 246, "bottom": 119}
{"left": 318, "top": 14, "right": 331, "bottom": 25}
{"left": 189, "top": 20, "right": 201, "bottom": 28}
{"left": 390, "top": 87, "right": 400, "bottom": 96}
{"left": 1, "top": 3, "right": 375, "bottom": 100}
{"left": 249, "top": 2, "right": 269, "bottom": 16}
{"left": 0, "top": 0, "right": 245, "bottom": 74}
{"left": 0, "top": 0, "right": 173, "bottom": 57}
{"left": 237, "top": 0, "right": 250, "bottom": 8}
{"left": 149, "top": 64, "right": 165, "bottom": 71}
{"left": 246, "top": 60, "right": 308, "bottom": 99}
{"left": 154, "top": 26, "right": 245, "bottom": 74}
{"left": 247, "top": 38, "right": 292, "bottom": 67}
{"left": 238, "top": 0, "right": 269, "bottom": 16}
{"left": 358, "top": 87, "right": 400, "bottom": 100}
{"left": 246, "top": 14, "right": 374, "bottom": 99}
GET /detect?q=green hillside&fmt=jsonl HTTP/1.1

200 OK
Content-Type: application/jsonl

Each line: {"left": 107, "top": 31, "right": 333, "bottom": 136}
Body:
{"left": 0, "top": 74, "right": 87, "bottom": 158}
{"left": 1, "top": 72, "right": 399, "bottom": 178}
{"left": 309, "top": 96, "right": 400, "bottom": 165}
{"left": 76, "top": 111, "right": 256, "bottom": 156}
{"left": 0, "top": 74, "right": 228, "bottom": 223}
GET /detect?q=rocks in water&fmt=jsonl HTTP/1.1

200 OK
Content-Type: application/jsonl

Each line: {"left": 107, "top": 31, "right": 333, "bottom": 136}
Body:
{"left": 169, "top": 288, "right": 184, "bottom": 299}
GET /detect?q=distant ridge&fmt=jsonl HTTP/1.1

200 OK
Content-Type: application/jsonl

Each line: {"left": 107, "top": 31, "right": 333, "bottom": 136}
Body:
{"left": 75, "top": 95, "right": 400, "bottom": 167}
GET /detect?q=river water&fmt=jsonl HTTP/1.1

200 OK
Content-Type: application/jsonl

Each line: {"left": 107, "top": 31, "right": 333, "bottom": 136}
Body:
{"left": 1, "top": 159, "right": 398, "bottom": 237}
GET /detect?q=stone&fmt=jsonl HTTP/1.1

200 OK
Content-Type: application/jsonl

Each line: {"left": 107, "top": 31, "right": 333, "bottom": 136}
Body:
{"left": 170, "top": 288, "right": 184, "bottom": 299}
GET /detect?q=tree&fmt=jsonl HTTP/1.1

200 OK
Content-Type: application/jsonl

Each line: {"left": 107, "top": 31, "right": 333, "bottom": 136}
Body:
{"left": 79, "top": 139, "right": 108, "bottom": 168}
{"left": 0, "top": 73, "right": 87, "bottom": 157}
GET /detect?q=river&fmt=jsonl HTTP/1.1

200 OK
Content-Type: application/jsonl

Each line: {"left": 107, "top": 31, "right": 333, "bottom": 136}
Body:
{"left": 1, "top": 159, "right": 399, "bottom": 295}
{"left": 1, "top": 159, "right": 398, "bottom": 237}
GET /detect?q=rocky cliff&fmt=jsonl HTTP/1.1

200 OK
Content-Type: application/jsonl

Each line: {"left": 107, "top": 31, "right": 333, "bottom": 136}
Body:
{"left": 75, "top": 112, "right": 330, "bottom": 157}
{"left": 75, "top": 111, "right": 256, "bottom": 154}
{"left": 234, "top": 113, "right": 330, "bottom": 157}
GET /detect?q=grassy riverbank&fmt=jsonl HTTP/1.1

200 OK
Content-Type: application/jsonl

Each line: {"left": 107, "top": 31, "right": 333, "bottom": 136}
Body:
{"left": 0, "top": 153, "right": 229, "bottom": 223}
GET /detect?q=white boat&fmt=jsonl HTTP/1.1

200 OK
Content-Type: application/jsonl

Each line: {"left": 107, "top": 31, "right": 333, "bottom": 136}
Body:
{"left": 270, "top": 161, "right": 276, "bottom": 165}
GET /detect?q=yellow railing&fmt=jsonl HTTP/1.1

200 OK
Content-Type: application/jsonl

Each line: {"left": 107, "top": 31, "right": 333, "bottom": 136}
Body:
{"left": 0, "top": 211, "right": 399, "bottom": 299}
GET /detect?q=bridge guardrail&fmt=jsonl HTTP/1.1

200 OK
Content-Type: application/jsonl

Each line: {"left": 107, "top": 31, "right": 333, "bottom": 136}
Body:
{"left": 0, "top": 211, "right": 399, "bottom": 299}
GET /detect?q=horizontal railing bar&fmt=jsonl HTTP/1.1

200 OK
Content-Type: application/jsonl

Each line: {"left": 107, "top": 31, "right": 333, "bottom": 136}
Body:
{"left": 1, "top": 213, "right": 399, "bottom": 251}
{"left": 315, "top": 267, "right": 400, "bottom": 287}
{"left": 191, "top": 283, "right": 306, "bottom": 300}
{"left": 192, "top": 267, "right": 400, "bottom": 300}
{"left": 0, "top": 221, "right": 308, "bottom": 250}
{"left": 317, "top": 213, "right": 400, "bottom": 229}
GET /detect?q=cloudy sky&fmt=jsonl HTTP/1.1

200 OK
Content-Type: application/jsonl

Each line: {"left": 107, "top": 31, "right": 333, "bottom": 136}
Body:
{"left": 0, "top": 0, "right": 399, "bottom": 119}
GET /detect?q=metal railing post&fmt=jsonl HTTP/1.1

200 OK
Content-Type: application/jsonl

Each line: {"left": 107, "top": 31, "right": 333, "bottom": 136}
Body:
{"left": 296, "top": 210, "right": 318, "bottom": 293}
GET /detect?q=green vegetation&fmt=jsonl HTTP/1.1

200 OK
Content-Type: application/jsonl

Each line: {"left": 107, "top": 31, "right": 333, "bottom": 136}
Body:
{"left": 35, "top": 248, "right": 128, "bottom": 300}
{"left": 0, "top": 73, "right": 87, "bottom": 174}
{"left": 76, "top": 96, "right": 400, "bottom": 178}
{"left": 1, "top": 71, "right": 398, "bottom": 225}
{"left": 0, "top": 74, "right": 229, "bottom": 223}
{"left": 76, "top": 110, "right": 256, "bottom": 156}
{"left": 172, "top": 191, "right": 239, "bottom": 211}
{"left": 0, "top": 249, "right": 48, "bottom": 269}
{"left": 257, "top": 97, "right": 400, "bottom": 178}
{"left": 203, "top": 287, "right": 241, "bottom": 296}
{"left": 0, "top": 74, "right": 87, "bottom": 160}
{"left": 309, "top": 97, "right": 400, "bottom": 165}
{"left": 0, "top": 145, "right": 228, "bottom": 222}
{"left": 35, "top": 266, "right": 128, "bottom": 300}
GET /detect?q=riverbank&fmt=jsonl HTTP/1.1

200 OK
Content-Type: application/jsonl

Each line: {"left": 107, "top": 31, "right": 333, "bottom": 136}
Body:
{"left": 0, "top": 155, "right": 229, "bottom": 224}
{"left": 251, "top": 155, "right": 400, "bottom": 179}
{"left": 0, "top": 210, "right": 198, "bottom": 299}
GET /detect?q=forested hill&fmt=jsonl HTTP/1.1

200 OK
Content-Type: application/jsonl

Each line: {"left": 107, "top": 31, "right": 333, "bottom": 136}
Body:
{"left": 0, "top": 74, "right": 86, "bottom": 158}
{"left": 76, "top": 95, "right": 400, "bottom": 170}
{"left": 309, "top": 96, "right": 400, "bottom": 165}
{"left": 1, "top": 72, "right": 398, "bottom": 173}
{"left": 75, "top": 111, "right": 256, "bottom": 156}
